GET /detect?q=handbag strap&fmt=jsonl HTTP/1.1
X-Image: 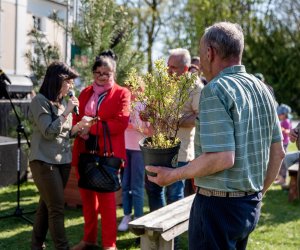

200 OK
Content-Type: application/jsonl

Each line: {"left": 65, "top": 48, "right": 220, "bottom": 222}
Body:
{"left": 92, "top": 91, "right": 114, "bottom": 156}
{"left": 102, "top": 121, "right": 114, "bottom": 156}
{"left": 93, "top": 92, "right": 107, "bottom": 153}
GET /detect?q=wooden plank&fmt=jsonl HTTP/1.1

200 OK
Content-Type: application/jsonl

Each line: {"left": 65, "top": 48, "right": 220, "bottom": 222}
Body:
{"left": 288, "top": 163, "right": 299, "bottom": 174}
{"left": 129, "top": 194, "right": 195, "bottom": 232}
{"left": 146, "top": 208, "right": 190, "bottom": 232}
{"left": 129, "top": 194, "right": 193, "bottom": 230}
{"left": 161, "top": 220, "right": 189, "bottom": 241}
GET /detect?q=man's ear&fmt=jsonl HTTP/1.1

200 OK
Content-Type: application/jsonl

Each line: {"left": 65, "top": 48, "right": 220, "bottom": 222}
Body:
{"left": 207, "top": 46, "right": 214, "bottom": 63}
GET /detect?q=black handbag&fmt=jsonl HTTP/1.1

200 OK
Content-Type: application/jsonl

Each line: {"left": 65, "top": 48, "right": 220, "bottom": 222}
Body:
{"left": 78, "top": 121, "right": 124, "bottom": 192}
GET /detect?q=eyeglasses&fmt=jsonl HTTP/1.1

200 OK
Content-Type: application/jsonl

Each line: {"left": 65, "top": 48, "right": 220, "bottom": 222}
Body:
{"left": 93, "top": 71, "right": 113, "bottom": 78}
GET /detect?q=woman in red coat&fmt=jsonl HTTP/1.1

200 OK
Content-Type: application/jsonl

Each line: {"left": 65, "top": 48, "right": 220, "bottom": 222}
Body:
{"left": 71, "top": 50, "right": 130, "bottom": 250}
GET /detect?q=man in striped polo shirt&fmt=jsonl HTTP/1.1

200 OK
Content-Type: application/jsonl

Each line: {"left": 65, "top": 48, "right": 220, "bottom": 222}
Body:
{"left": 146, "top": 21, "right": 285, "bottom": 249}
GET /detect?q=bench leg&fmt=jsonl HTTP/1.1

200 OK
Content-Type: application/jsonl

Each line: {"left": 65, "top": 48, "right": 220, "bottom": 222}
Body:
{"left": 288, "top": 174, "right": 298, "bottom": 202}
{"left": 140, "top": 231, "right": 174, "bottom": 250}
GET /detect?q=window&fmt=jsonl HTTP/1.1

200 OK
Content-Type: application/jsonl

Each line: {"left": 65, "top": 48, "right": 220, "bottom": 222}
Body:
{"left": 33, "top": 16, "right": 42, "bottom": 31}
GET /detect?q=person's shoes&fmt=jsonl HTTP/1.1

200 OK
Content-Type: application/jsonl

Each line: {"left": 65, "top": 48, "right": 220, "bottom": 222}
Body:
{"left": 71, "top": 241, "right": 98, "bottom": 250}
{"left": 31, "top": 243, "right": 46, "bottom": 250}
{"left": 118, "top": 214, "right": 132, "bottom": 231}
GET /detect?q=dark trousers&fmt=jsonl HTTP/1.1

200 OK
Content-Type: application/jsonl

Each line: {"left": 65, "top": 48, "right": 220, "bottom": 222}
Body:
{"left": 189, "top": 192, "right": 262, "bottom": 250}
{"left": 30, "top": 160, "right": 71, "bottom": 250}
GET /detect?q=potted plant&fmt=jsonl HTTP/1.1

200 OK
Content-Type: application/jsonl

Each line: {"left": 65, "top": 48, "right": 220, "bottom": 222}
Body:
{"left": 125, "top": 59, "right": 196, "bottom": 175}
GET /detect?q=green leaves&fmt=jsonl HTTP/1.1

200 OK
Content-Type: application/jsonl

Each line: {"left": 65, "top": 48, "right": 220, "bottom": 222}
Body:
{"left": 25, "top": 28, "right": 61, "bottom": 87}
{"left": 71, "top": 0, "right": 143, "bottom": 86}
{"left": 125, "top": 58, "right": 196, "bottom": 148}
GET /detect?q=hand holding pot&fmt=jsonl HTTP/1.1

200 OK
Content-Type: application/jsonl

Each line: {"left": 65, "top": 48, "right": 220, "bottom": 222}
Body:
{"left": 289, "top": 127, "right": 298, "bottom": 143}
{"left": 146, "top": 165, "right": 179, "bottom": 187}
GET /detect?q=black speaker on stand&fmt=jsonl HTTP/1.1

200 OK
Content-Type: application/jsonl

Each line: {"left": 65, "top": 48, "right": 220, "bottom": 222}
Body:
{"left": 0, "top": 72, "right": 34, "bottom": 224}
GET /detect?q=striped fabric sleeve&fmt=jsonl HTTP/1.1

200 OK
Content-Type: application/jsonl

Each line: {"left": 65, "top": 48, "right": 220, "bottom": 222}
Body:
{"left": 272, "top": 118, "right": 284, "bottom": 144}
{"left": 199, "top": 86, "right": 235, "bottom": 153}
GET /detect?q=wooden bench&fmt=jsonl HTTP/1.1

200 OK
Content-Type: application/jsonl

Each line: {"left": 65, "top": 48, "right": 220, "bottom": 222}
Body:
{"left": 288, "top": 162, "right": 299, "bottom": 202}
{"left": 129, "top": 194, "right": 195, "bottom": 250}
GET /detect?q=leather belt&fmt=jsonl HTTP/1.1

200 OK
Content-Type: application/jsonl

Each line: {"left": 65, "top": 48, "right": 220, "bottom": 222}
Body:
{"left": 197, "top": 187, "right": 256, "bottom": 198}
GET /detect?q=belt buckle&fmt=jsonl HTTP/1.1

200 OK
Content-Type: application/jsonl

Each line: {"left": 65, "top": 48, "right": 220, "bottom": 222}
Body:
{"left": 206, "top": 189, "right": 212, "bottom": 197}
{"left": 198, "top": 188, "right": 212, "bottom": 197}
{"left": 202, "top": 188, "right": 212, "bottom": 197}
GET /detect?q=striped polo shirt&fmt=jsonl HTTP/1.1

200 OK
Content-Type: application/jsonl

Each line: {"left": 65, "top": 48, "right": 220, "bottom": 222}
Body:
{"left": 194, "top": 65, "right": 282, "bottom": 192}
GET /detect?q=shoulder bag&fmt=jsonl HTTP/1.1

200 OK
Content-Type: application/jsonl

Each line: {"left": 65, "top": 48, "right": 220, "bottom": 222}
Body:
{"left": 78, "top": 121, "right": 124, "bottom": 192}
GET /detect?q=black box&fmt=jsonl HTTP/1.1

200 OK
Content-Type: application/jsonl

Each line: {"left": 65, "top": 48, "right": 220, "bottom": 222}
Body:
{"left": 0, "top": 136, "right": 28, "bottom": 187}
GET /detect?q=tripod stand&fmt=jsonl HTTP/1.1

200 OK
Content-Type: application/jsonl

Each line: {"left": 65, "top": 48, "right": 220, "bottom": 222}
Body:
{"left": 0, "top": 78, "right": 34, "bottom": 224}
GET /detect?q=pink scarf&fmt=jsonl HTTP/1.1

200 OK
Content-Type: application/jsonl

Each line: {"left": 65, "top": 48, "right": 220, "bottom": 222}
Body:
{"left": 85, "top": 80, "right": 114, "bottom": 116}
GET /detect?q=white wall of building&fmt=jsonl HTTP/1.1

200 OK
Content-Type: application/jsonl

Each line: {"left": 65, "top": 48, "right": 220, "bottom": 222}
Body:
{"left": 0, "top": 0, "right": 72, "bottom": 76}
{"left": 0, "top": 0, "right": 17, "bottom": 73}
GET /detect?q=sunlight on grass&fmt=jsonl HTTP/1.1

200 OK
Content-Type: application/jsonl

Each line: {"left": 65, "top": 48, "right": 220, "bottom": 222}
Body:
{"left": 0, "top": 224, "right": 31, "bottom": 239}
{"left": 65, "top": 217, "right": 84, "bottom": 226}
{"left": 1, "top": 175, "right": 300, "bottom": 249}
{"left": 247, "top": 185, "right": 300, "bottom": 250}
{"left": 288, "top": 142, "right": 298, "bottom": 152}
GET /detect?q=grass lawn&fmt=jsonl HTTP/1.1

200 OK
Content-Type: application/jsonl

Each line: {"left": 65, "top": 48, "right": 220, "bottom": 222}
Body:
{"left": 0, "top": 143, "right": 299, "bottom": 249}
{"left": 288, "top": 142, "right": 298, "bottom": 153}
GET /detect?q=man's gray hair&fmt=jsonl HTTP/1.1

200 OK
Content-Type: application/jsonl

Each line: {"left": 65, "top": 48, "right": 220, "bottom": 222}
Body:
{"left": 169, "top": 48, "right": 191, "bottom": 67}
{"left": 203, "top": 22, "right": 244, "bottom": 60}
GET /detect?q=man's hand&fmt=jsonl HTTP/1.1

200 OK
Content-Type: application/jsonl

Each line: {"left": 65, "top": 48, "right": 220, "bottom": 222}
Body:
{"left": 146, "top": 166, "right": 181, "bottom": 187}
{"left": 289, "top": 127, "right": 299, "bottom": 143}
{"left": 146, "top": 151, "right": 234, "bottom": 187}
{"left": 262, "top": 141, "right": 285, "bottom": 195}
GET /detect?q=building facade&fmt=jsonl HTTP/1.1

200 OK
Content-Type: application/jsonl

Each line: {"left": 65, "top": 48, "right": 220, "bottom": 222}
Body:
{"left": 0, "top": 0, "right": 73, "bottom": 94}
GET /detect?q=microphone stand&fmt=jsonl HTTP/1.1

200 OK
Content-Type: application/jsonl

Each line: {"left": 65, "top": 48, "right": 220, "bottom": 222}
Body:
{"left": 0, "top": 79, "right": 34, "bottom": 224}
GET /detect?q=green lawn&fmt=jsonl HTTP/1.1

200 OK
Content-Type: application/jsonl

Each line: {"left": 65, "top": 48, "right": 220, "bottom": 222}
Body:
{"left": 0, "top": 143, "right": 299, "bottom": 249}
{"left": 288, "top": 142, "right": 298, "bottom": 153}
{"left": 1, "top": 182, "right": 300, "bottom": 249}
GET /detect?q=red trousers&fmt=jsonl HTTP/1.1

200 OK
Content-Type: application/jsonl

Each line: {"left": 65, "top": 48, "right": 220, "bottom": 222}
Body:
{"left": 79, "top": 188, "right": 117, "bottom": 248}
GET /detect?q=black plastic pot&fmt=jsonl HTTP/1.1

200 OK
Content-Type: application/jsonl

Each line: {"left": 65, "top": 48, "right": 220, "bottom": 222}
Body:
{"left": 139, "top": 137, "right": 181, "bottom": 177}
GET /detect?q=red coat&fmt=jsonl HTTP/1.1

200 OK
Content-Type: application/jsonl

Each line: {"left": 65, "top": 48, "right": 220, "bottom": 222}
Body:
{"left": 72, "top": 83, "right": 130, "bottom": 168}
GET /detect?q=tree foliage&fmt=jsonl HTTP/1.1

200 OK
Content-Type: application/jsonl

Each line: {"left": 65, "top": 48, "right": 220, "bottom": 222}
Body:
{"left": 124, "top": 0, "right": 169, "bottom": 72}
{"left": 25, "top": 29, "right": 61, "bottom": 87}
{"left": 70, "top": 0, "right": 144, "bottom": 85}
{"left": 164, "top": 0, "right": 300, "bottom": 114}
{"left": 125, "top": 59, "right": 196, "bottom": 148}
{"left": 24, "top": 0, "right": 300, "bottom": 114}
{"left": 243, "top": 0, "right": 300, "bottom": 114}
